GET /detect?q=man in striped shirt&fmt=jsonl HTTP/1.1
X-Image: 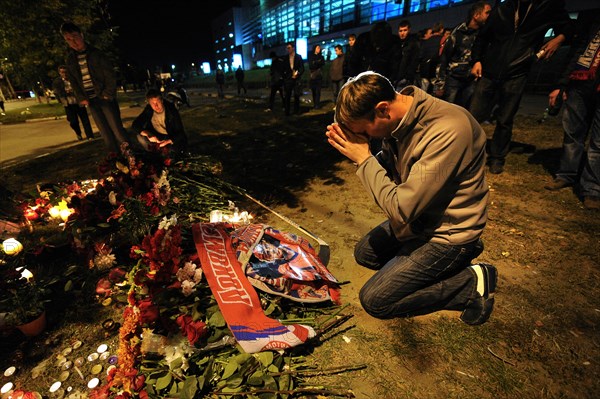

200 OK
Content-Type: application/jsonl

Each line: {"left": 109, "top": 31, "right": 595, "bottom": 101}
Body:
{"left": 60, "top": 22, "right": 130, "bottom": 153}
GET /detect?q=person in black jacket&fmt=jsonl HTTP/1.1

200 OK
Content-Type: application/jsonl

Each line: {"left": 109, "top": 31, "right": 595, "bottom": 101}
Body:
{"left": 282, "top": 42, "right": 305, "bottom": 116}
{"left": 392, "top": 20, "right": 421, "bottom": 91}
{"left": 131, "top": 89, "right": 188, "bottom": 158}
{"left": 468, "top": 0, "right": 575, "bottom": 174}
{"left": 267, "top": 51, "right": 285, "bottom": 111}
{"left": 60, "top": 22, "right": 130, "bottom": 154}
{"left": 308, "top": 44, "right": 325, "bottom": 109}
{"left": 435, "top": 1, "right": 492, "bottom": 107}
{"left": 543, "top": 9, "right": 600, "bottom": 210}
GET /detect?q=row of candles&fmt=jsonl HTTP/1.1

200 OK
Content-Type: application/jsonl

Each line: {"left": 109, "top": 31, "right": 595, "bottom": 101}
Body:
{"left": 24, "top": 203, "right": 74, "bottom": 223}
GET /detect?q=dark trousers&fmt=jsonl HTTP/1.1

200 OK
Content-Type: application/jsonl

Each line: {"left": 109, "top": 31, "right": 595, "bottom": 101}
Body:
{"left": 87, "top": 97, "right": 130, "bottom": 153}
{"left": 469, "top": 75, "right": 528, "bottom": 164}
{"left": 557, "top": 80, "right": 600, "bottom": 198}
{"left": 283, "top": 79, "right": 302, "bottom": 115}
{"left": 268, "top": 81, "right": 284, "bottom": 110}
{"left": 331, "top": 79, "right": 345, "bottom": 103}
{"left": 64, "top": 104, "right": 94, "bottom": 139}
{"left": 355, "top": 220, "right": 483, "bottom": 319}
{"left": 443, "top": 76, "right": 476, "bottom": 109}
{"left": 309, "top": 77, "right": 322, "bottom": 108}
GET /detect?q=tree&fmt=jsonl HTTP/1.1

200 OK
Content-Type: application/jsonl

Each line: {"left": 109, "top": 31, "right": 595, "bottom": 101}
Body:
{"left": 0, "top": 0, "right": 118, "bottom": 96}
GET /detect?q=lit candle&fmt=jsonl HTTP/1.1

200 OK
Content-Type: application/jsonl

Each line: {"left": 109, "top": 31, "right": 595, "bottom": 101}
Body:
{"left": 1, "top": 382, "right": 13, "bottom": 394}
{"left": 2, "top": 238, "right": 23, "bottom": 255}
{"left": 48, "top": 206, "right": 60, "bottom": 219}
{"left": 20, "top": 268, "right": 33, "bottom": 281}
{"left": 59, "top": 209, "right": 72, "bottom": 222}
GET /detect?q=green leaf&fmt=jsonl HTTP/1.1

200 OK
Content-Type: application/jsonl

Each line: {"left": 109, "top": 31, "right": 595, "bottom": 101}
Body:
{"left": 170, "top": 357, "right": 183, "bottom": 371}
{"left": 254, "top": 351, "right": 274, "bottom": 367}
{"left": 169, "top": 380, "right": 179, "bottom": 396}
{"left": 278, "top": 373, "right": 292, "bottom": 391}
{"left": 155, "top": 373, "right": 172, "bottom": 391}
{"left": 232, "top": 353, "right": 253, "bottom": 365}
{"left": 222, "top": 361, "right": 238, "bottom": 379}
{"left": 263, "top": 374, "right": 277, "bottom": 390}
{"left": 63, "top": 280, "right": 73, "bottom": 292}
{"left": 97, "top": 223, "right": 111, "bottom": 228}
{"left": 208, "top": 310, "right": 226, "bottom": 327}
{"left": 226, "top": 374, "right": 243, "bottom": 388}
{"left": 247, "top": 370, "right": 264, "bottom": 386}
{"left": 180, "top": 376, "right": 198, "bottom": 398}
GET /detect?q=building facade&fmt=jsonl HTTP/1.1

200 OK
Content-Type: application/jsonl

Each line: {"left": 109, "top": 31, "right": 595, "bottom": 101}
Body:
{"left": 211, "top": 0, "right": 596, "bottom": 74}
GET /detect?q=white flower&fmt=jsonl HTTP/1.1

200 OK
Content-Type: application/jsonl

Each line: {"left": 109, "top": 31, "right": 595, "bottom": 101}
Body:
{"left": 193, "top": 268, "right": 203, "bottom": 283}
{"left": 93, "top": 253, "right": 116, "bottom": 270}
{"left": 158, "top": 214, "right": 178, "bottom": 230}
{"left": 181, "top": 280, "right": 196, "bottom": 296}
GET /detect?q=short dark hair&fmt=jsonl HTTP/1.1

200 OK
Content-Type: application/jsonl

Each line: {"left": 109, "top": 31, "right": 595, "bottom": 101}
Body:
{"left": 145, "top": 88, "right": 162, "bottom": 100}
{"left": 286, "top": 41, "right": 295, "bottom": 48}
{"left": 468, "top": 1, "right": 490, "bottom": 22}
{"left": 60, "top": 22, "right": 81, "bottom": 35}
{"left": 348, "top": 33, "right": 356, "bottom": 40}
{"left": 432, "top": 22, "right": 444, "bottom": 33}
{"left": 334, "top": 44, "right": 343, "bottom": 51}
{"left": 399, "top": 20, "right": 411, "bottom": 29}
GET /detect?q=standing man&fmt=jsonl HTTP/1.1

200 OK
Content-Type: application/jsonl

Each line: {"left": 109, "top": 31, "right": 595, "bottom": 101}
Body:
{"left": 544, "top": 10, "right": 600, "bottom": 210}
{"left": 326, "top": 71, "right": 495, "bottom": 325}
{"left": 343, "top": 34, "right": 362, "bottom": 81}
{"left": 60, "top": 22, "right": 130, "bottom": 153}
{"left": 392, "top": 20, "right": 421, "bottom": 90}
{"left": 468, "top": 0, "right": 574, "bottom": 174}
{"left": 435, "top": 1, "right": 492, "bottom": 107}
{"left": 329, "top": 44, "right": 345, "bottom": 102}
{"left": 283, "top": 42, "right": 305, "bottom": 116}
{"left": 235, "top": 66, "right": 247, "bottom": 96}
{"left": 52, "top": 65, "right": 95, "bottom": 141}
{"left": 267, "top": 51, "right": 285, "bottom": 111}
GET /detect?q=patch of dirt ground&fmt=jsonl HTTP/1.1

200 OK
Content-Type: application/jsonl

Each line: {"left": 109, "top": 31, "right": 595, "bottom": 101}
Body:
{"left": 1, "top": 94, "right": 598, "bottom": 399}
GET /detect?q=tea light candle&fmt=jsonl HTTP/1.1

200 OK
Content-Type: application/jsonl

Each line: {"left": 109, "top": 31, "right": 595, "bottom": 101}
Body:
{"left": 97, "top": 344, "right": 108, "bottom": 354}
{"left": 49, "top": 381, "right": 61, "bottom": 393}
{"left": 87, "top": 378, "right": 99, "bottom": 389}
{"left": 2, "top": 238, "right": 23, "bottom": 255}
{"left": 59, "top": 209, "right": 72, "bottom": 222}
{"left": 1, "top": 382, "right": 13, "bottom": 394}
{"left": 48, "top": 206, "right": 61, "bottom": 219}
{"left": 3, "top": 367, "right": 16, "bottom": 377}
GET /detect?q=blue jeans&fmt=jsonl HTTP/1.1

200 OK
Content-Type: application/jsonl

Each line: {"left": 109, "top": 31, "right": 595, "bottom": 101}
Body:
{"left": 557, "top": 80, "right": 600, "bottom": 198}
{"left": 355, "top": 220, "right": 483, "bottom": 319}
{"left": 444, "top": 76, "right": 475, "bottom": 109}
{"left": 88, "top": 97, "right": 130, "bottom": 153}
{"left": 469, "top": 75, "right": 528, "bottom": 164}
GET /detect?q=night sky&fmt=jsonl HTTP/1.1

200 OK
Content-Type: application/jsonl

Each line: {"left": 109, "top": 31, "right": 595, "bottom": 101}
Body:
{"left": 108, "top": 0, "right": 238, "bottom": 70}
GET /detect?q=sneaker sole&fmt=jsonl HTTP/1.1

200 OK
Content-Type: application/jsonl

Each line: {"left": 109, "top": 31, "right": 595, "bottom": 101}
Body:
{"left": 460, "top": 263, "right": 498, "bottom": 326}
